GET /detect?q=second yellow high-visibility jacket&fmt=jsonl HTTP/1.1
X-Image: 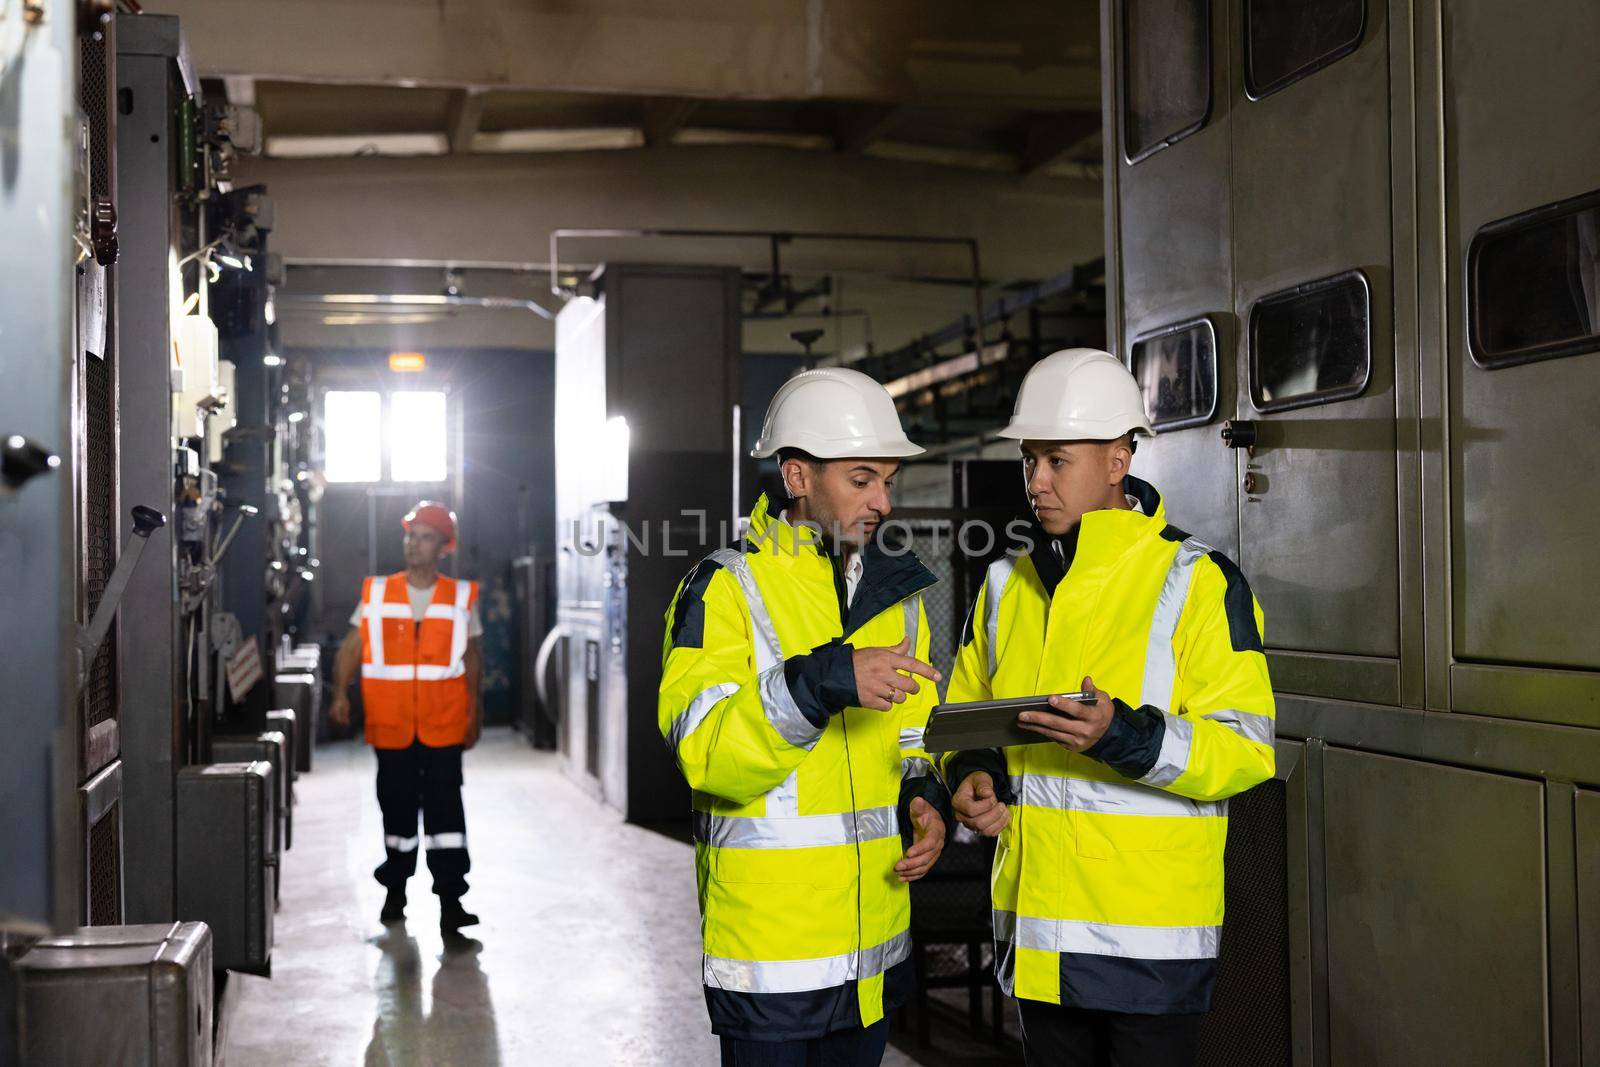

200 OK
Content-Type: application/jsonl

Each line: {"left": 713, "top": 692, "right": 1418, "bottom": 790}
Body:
{"left": 941, "top": 476, "right": 1275, "bottom": 1015}
{"left": 658, "top": 494, "right": 951, "bottom": 1041}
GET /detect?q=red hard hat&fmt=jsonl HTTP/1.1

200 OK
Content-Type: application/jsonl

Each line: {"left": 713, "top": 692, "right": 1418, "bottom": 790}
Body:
{"left": 403, "top": 500, "right": 458, "bottom": 551}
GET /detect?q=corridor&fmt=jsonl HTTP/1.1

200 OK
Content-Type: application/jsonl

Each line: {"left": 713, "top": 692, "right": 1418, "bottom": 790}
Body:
{"left": 223, "top": 730, "right": 926, "bottom": 1065}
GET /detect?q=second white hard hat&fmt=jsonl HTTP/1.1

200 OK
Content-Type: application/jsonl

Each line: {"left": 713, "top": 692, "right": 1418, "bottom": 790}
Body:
{"left": 750, "top": 366, "right": 925, "bottom": 459}
{"left": 997, "top": 348, "right": 1156, "bottom": 441}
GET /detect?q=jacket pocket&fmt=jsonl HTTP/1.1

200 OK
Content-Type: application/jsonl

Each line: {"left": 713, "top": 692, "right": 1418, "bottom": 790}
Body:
{"left": 1074, "top": 811, "right": 1215, "bottom": 859}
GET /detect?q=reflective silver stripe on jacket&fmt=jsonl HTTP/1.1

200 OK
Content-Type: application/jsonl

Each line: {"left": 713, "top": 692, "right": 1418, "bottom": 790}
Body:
{"left": 695, "top": 805, "right": 898, "bottom": 850}
{"left": 1202, "top": 707, "right": 1276, "bottom": 747}
{"left": 1009, "top": 773, "right": 1221, "bottom": 819}
{"left": 992, "top": 910, "right": 1220, "bottom": 960}
{"left": 366, "top": 576, "right": 388, "bottom": 667}
{"left": 903, "top": 596, "right": 920, "bottom": 653}
{"left": 703, "top": 929, "right": 912, "bottom": 994}
{"left": 899, "top": 726, "right": 925, "bottom": 751}
{"left": 984, "top": 558, "right": 1015, "bottom": 680}
{"left": 1140, "top": 712, "right": 1195, "bottom": 788}
{"left": 666, "top": 682, "right": 741, "bottom": 752}
{"left": 1141, "top": 537, "right": 1210, "bottom": 710}
{"left": 709, "top": 548, "right": 824, "bottom": 749}
{"left": 901, "top": 756, "right": 933, "bottom": 782}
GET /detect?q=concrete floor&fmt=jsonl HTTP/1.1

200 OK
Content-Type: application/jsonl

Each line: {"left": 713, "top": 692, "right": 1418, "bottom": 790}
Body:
{"left": 224, "top": 728, "right": 927, "bottom": 1066}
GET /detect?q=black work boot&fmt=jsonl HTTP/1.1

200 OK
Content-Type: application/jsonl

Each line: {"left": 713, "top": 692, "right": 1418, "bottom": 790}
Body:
{"left": 440, "top": 897, "right": 479, "bottom": 935}
{"left": 380, "top": 887, "right": 407, "bottom": 924}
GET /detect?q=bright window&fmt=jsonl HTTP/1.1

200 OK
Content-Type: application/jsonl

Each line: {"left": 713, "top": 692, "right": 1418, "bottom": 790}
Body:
{"left": 323, "top": 391, "right": 382, "bottom": 482}
{"left": 389, "top": 390, "right": 448, "bottom": 482}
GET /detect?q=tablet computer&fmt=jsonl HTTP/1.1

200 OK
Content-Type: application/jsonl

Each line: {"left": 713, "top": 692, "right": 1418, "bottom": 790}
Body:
{"left": 919, "top": 692, "right": 1096, "bottom": 753}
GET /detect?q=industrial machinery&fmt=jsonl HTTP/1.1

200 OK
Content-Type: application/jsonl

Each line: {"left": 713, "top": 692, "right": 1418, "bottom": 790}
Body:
{"left": 1101, "top": 0, "right": 1600, "bottom": 1061}
{"left": 4, "top": 7, "right": 298, "bottom": 1060}
{"left": 548, "top": 264, "right": 742, "bottom": 818}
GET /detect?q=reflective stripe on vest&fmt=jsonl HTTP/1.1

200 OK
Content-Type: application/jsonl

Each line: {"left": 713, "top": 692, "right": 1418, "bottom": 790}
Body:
{"left": 693, "top": 805, "right": 898, "bottom": 850}
{"left": 985, "top": 557, "right": 1015, "bottom": 679}
{"left": 703, "top": 929, "right": 911, "bottom": 995}
{"left": 992, "top": 910, "right": 1220, "bottom": 960}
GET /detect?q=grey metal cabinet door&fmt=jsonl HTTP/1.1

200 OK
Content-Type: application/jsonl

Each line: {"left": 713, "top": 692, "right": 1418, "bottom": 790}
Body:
{"left": 1113, "top": 0, "right": 1240, "bottom": 560}
{"left": 0, "top": 2, "right": 79, "bottom": 931}
{"left": 1442, "top": 0, "right": 1600, "bottom": 694}
{"left": 1228, "top": 0, "right": 1400, "bottom": 688}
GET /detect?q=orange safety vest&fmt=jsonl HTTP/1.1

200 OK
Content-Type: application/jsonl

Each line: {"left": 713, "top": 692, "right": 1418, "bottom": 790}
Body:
{"left": 358, "top": 572, "right": 478, "bottom": 749}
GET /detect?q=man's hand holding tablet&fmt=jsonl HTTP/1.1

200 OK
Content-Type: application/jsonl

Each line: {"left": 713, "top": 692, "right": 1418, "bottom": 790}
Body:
{"left": 1015, "top": 675, "right": 1115, "bottom": 752}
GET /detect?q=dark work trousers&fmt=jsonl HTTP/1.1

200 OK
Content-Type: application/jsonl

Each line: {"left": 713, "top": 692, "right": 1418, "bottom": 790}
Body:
{"left": 1018, "top": 1001, "right": 1202, "bottom": 1067}
{"left": 373, "top": 741, "right": 470, "bottom": 900}
{"left": 720, "top": 1020, "right": 889, "bottom": 1067}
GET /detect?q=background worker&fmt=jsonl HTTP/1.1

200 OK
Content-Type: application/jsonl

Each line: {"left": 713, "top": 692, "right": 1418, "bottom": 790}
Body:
{"left": 941, "top": 349, "right": 1276, "bottom": 1066}
{"left": 330, "top": 500, "right": 484, "bottom": 938}
{"left": 658, "top": 367, "right": 952, "bottom": 1067}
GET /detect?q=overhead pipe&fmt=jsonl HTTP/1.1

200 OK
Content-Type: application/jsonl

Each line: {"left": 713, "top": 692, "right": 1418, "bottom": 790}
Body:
{"left": 549, "top": 227, "right": 988, "bottom": 351}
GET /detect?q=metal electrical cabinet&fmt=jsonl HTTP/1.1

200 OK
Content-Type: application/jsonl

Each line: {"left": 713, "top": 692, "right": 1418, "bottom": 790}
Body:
{"left": 175, "top": 763, "right": 274, "bottom": 975}
{"left": 551, "top": 264, "right": 741, "bottom": 820}
{"left": 1102, "top": 0, "right": 1600, "bottom": 1063}
{"left": 12, "top": 922, "right": 213, "bottom": 1066}
{"left": 115, "top": 10, "right": 195, "bottom": 927}
{"left": 1, "top": 0, "right": 94, "bottom": 936}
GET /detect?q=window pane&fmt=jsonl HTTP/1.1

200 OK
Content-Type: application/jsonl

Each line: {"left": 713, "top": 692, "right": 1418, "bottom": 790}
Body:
{"left": 322, "top": 391, "right": 382, "bottom": 483}
{"left": 390, "top": 390, "right": 448, "bottom": 483}
{"left": 1246, "top": 0, "right": 1364, "bottom": 98}
{"left": 1250, "top": 271, "right": 1371, "bottom": 411}
{"left": 1123, "top": 0, "right": 1210, "bottom": 162}
{"left": 1470, "top": 192, "right": 1600, "bottom": 367}
{"left": 1132, "top": 319, "right": 1218, "bottom": 429}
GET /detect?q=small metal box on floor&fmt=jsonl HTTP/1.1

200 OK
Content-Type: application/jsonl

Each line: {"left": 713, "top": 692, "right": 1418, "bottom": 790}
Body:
{"left": 272, "top": 672, "right": 318, "bottom": 773}
{"left": 211, "top": 731, "right": 289, "bottom": 859}
{"left": 176, "top": 763, "right": 274, "bottom": 976}
{"left": 12, "top": 921, "right": 214, "bottom": 1066}
{"left": 264, "top": 708, "right": 298, "bottom": 789}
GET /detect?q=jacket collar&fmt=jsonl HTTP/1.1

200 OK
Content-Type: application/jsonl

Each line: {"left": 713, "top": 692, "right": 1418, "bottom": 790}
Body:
{"left": 742, "top": 493, "right": 937, "bottom": 634}
{"left": 1021, "top": 475, "right": 1168, "bottom": 597}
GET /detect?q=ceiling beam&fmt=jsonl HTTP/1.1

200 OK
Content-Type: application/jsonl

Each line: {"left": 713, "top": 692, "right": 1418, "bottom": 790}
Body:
{"left": 144, "top": 0, "right": 1100, "bottom": 107}
{"left": 446, "top": 88, "right": 487, "bottom": 154}
{"left": 833, "top": 103, "right": 901, "bottom": 154}
{"left": 640, "top": 98, "right": 699, "bottom": 148}
{"left": 1019, "top": 110, "right": 1102, "bottom": 174}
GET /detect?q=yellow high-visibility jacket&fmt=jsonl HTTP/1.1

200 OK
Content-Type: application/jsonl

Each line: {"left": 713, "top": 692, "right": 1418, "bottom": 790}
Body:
{"left": 941, "top": 476, "right": 1275, "bottom": 1014}
{"left": 658, "top": 494, "right": 951, "bottom": 1041}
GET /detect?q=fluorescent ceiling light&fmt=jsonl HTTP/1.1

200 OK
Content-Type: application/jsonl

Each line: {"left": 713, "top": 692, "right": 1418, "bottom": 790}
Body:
{"left": 472, "top": 127, "right": 645, "bottom": 153}
{"left": 266, "top": 133, "right": 449, "bottom": 158}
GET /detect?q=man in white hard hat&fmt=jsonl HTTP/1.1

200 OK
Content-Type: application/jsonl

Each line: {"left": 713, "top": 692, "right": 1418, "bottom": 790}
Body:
{"left": 940, "top": 349, "right": 1276, "bottom": 1066}
{"left": 658, "top": 367, "right": 953, "bottom": 1065}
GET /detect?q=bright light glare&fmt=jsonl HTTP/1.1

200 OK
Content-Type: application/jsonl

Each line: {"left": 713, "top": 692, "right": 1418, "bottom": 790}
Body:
{"left": 390, "top": 391, "right": 447, "bottom": 483}
{"left": 323, "top": 391, "right": 382, "bottom": 482}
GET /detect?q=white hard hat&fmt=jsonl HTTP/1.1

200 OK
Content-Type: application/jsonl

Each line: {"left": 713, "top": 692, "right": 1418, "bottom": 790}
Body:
{"left": 997, "top": 348, "right": 1156, "bottom": 441}
{"left": 750, "top": 366, "right": 924, "bottom": 459}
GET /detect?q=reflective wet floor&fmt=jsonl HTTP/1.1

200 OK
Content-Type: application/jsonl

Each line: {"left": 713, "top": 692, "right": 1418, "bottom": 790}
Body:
{"left": 224, "top": 729, "right": 927, "bottom": 1065}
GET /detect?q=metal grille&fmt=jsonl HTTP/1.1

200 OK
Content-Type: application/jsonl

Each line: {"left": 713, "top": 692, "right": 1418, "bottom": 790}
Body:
{"left": 1196, "top": 778, "right": 1293, "bottom": 1067}
{"left": 78, "top": 28, "right": 110, "bottom": 197}
{"left": 87, "top": 802, "right": 121, "bottom": 926}
{"left": 82, "top": 352, "right": 117, "bottom": 728}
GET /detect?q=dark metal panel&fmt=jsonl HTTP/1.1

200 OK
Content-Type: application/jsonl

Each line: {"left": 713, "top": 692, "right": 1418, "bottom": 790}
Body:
{"left": 1577, "top": 790, "right": 1600, "bottom": 1067}
{"left": 1548, "top": 783, "right": 1581, "bottom": 1067}
{"left": 114, "top": 37, "right": 182, "bottom": 925}
{"left": 1322, "top": 748, "right": 1546, "bottom": 1065}
{"left": 1113, "top": 0, "right": 1239, "bottom": 560}
{"left": 0, "top": 0, "right": 81, "bottom": 934}
{"left": 1229, "top": 0, "right": 1399, "bottom": 660}
{"left": 1277, "top": 694, "right": 1600, "bottom": 789}
{"left": 1268, "top": 650, "right": 1400, "bottom": 708}
{"left": 1451, "top": 663, "right": 1600, "bottom": 732}
{"left": 1442, "top": 0, "right": 1600, "bottom": 675}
